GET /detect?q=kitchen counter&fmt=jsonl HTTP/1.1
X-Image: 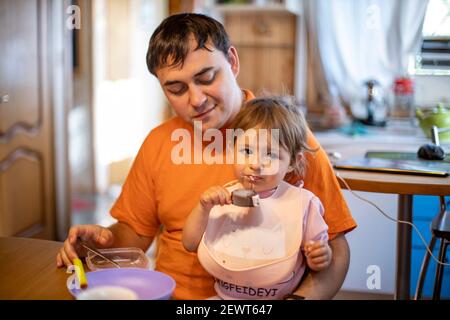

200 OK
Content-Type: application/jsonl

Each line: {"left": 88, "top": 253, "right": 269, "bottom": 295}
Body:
{"left": 314, "top": 119, "right": 450, "bottom": 159}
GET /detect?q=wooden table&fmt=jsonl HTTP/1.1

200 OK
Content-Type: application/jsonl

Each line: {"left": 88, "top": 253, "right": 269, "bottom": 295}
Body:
{"left": 0, "top": 237, "right": 73, "bottom": 299}
{"left": 335, "top": 169, "right": 450, "bottom": 300}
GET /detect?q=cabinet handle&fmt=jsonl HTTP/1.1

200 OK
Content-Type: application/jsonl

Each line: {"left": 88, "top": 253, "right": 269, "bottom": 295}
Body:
{"left": 0, "top": 95, "right": 10, "bottom": 104}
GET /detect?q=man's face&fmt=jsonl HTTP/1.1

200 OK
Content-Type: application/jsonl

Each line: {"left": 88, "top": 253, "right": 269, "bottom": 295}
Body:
{"left": 155, "top": 39, "right": 242, "bottom": 131}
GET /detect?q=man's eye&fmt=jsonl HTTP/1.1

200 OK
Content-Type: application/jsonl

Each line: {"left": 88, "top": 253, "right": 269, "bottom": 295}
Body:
{"left": 168, "top": 85, "right": 187, "bottom": 96}
{"left": 196, "top": 71, "right": 216, "bottom": 84}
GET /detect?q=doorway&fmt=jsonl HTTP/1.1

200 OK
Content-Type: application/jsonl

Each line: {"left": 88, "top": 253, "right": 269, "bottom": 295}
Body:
{"left": 68, "top": 0, "right": 167, "bottom": 230}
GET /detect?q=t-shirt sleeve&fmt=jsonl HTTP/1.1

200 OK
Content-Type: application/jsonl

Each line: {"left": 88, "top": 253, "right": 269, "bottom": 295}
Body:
{"left": 110, "top": 132, "right": 161, "bottom": 237}
{"left": 288, "top": 130, "right": 357, "bottom": 239}
{"left": 301, "top": 196, "right": 329, "bottom": 249}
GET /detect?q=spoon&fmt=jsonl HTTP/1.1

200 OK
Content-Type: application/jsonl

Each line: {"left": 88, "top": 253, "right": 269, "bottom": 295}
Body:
{"left": 78, "top": 239, "right": 121, "bottom": 268}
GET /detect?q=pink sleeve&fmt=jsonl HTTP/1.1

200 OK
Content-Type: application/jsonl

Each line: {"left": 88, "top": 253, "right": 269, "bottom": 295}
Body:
{"left": 301, "top": 196, "right": 329, "bottom": 249}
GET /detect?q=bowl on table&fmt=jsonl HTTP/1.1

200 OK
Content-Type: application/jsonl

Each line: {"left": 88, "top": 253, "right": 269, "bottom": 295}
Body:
{"left": 69, "top": 268, "right": 175, "bottom": 300}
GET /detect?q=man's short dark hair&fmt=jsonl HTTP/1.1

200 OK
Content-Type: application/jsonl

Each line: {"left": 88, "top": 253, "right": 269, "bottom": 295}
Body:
{"left": 146, "top": 13, "right": 231, "bottom": 75}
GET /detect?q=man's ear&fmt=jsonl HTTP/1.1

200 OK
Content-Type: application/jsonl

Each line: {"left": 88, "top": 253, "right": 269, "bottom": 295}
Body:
{"left": 227, "top": 46, "right": 240, "bottom": 77}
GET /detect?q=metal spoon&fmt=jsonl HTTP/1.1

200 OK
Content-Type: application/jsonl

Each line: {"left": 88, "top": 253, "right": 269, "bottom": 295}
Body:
{"left": 78, "top": 239, "right": 121, "bottom": 268}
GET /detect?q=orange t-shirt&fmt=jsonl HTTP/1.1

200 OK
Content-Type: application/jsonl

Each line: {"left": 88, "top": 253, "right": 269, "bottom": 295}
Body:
{"left": 110, "top": 90, "right": 357, "bottom": 300}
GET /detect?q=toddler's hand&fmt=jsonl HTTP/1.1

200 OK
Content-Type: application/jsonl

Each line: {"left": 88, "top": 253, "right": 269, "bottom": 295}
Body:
{"left": 304, "top": 240, "right": 332, "bottom": 272}
{"left": 199, "top": 186, "right": 232, "bottom": 211}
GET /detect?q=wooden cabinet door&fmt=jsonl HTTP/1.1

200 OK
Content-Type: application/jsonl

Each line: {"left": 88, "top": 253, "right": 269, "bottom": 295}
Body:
{"left": 0, "top": 0, "right": 56, "bottom": 239}
{"left": 225, "top": 12, "right": 296, "bottom": 95}
{"left": 236, "top": 45, "right": 295, "bottom": 95}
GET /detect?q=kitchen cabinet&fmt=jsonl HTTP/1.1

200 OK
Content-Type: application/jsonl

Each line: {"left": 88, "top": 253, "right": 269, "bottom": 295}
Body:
{"left": 206, "top": 1, "right": 301, "bottom": 95}
{"left": 225, "top": 11, "right": 296, "bottom": 94}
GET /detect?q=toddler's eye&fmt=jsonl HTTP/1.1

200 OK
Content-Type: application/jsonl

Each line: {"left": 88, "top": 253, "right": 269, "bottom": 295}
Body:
{"left": 267, "top": 152, "right": 279, "bottom": 159}
{"left": 239, "top": 148, "right": 252, "bottom": 155}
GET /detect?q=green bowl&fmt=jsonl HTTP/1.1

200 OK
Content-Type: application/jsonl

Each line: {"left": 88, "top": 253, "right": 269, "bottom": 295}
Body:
{"left": 416, "top": 104, "right": 450, "bottom": 143}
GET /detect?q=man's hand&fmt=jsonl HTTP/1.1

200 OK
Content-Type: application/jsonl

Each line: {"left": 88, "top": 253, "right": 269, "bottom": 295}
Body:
{"left": 304, "top": 240, "right": 332, "bottom": 272}
{"left": 56, "top": 224, "right": 114, "bottom": 268}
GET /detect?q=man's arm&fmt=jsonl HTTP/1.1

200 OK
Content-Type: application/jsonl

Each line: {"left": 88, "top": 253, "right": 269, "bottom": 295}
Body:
{"left": 293, "top": 233, "right": 350, "bottom": 299}
{"left": 109, "top": 222, "right": 154, "bottom": 252}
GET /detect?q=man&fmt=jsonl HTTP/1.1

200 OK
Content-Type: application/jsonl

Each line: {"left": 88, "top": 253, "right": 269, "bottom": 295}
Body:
{"left": 57, "top": 13, "right": 356, "bottom": 300}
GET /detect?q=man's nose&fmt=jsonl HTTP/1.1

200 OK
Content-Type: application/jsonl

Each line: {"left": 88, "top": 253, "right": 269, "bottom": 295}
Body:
{"left": 189, "top": 85, "right": 207, "bottom": 109}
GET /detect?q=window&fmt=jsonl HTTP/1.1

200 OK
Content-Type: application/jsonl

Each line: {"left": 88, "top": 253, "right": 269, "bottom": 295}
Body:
{"left": 416, "top": 0, "right": 450, "bottom": 72}
{"left": 422, "top": 0, "right": 450, "bottom": 37}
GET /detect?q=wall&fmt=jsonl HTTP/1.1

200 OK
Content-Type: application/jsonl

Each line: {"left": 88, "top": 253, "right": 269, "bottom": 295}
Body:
{"left": 92, "top": 0, "right": 167, "bottom": 193}
{"left": 341, "top": 191, "right": 397, "bottom": 294}
{"left": 414, "top": 75, "right": 450, "bottom": 107}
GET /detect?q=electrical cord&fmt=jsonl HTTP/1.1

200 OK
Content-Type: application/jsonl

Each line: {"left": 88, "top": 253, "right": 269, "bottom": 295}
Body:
{"left": 335, "top": 172, "right": 450, "bottom": 267}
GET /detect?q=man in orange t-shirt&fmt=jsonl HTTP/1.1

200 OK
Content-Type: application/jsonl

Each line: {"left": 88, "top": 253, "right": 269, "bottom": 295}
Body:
{"left": 57, "top": 13, "right": 356, "bottom": 300}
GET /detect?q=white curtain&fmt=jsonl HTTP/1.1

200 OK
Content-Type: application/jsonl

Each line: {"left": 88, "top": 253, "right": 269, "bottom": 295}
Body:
{"left": 303, "top": 0, "right": 428, "bottom": 121}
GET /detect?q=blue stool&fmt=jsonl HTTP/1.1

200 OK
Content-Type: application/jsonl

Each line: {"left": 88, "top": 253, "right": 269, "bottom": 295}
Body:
{"left": 415, "top": 196, "right": 450, "bottom": 300}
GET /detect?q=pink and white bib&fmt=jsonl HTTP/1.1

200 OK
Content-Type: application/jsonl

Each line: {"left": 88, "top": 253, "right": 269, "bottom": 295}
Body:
{"left": 197, "top": 180, "right": 328, "bottom": 299}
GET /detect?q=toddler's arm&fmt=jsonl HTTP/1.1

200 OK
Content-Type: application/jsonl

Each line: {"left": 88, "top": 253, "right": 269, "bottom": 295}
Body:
{"left": 182, "top": 186, "right": 231, "bottom": 252}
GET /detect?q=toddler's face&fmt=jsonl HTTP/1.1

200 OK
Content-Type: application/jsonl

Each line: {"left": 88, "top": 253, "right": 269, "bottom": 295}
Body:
{"left": 233, "top": 128, "right": 292, "bottom": 193}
